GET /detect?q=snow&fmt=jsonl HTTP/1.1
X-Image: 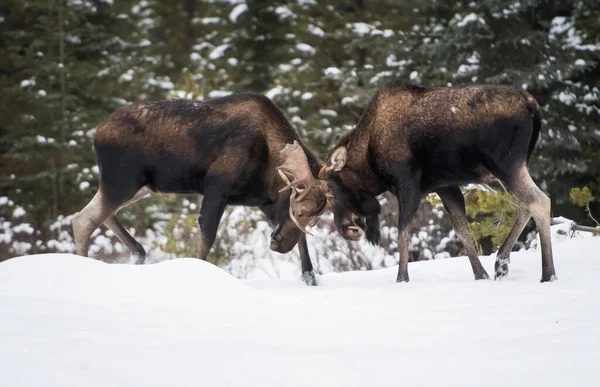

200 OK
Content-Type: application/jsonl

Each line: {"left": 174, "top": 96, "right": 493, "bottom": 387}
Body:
{"left": 118, "top": 70, "right": 133, "bottom": 83}
{"left": 324, "top": 67, "right": 341, "bottom": 76}
{"left": 201, "top": 17, "right": 221, "bottom": 25}
{"left": 348, "top": 22, "right": 373, "bottom": 36}
{"left": 12, "top": 207, "right": 25, "bottom": 218}
{"left": 557, "top": 90, "right": 576, "bottom": 105}
{"left": 319, "top": 109, "right": 337, "bottom": 117}
{"left": 20, "top": 79, "right": 34, "bottom": 88}
{"left": 97, "top": 68, "right": 110, "bottom": 77}
{"left": 208, "top": 90, "right": 233, "bottom": 98}
{"left": 65, "top": 34, "right": 81, "bottom": 44}
{"left": 11, "top": 223, "right": 34, "bottom": 234}
{"left": 1, "top": 234, "right": 599, "bottom": 386}
{"left": 229, "top": 3, "right": 247, "bottom": 22}
{"left": 265, "top": 85, "right": 284, "bottom": 99}
{"left": 296, "top": 43, "right": 316, "bottom": 55}
{"left": 275, "top": 6, "right": 293, "bottom": 19}
{"left": 279, "top": 63, "right": 293, "bottom": 72}
{"left": 159, "top": 81, "right": 174, "bottom": 90}
{"left": 209, "top": 44, "right": 229, "bottom": 59}
{"left": 308, "top": 24, "right": 325, "bottom": 37}
{"left": 456, "top": 13, "right": 486, "bottom": 27}
{"left": 550, "top": 16, "right": 570, "bottom": 35}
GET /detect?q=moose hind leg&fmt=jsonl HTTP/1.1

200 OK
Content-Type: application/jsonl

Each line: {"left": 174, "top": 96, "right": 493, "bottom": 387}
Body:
{"left": 502, "top": 166, "right": 556, "bottom": 282}
{"left": 104, "top": 216, "right": 146, "bottom": 264}
{"left": 493, "top": 204, "right": 531, "bottom": 280}
{"left": 525, "top": 181, "right": 556, "bottom": 282}
{"left": 103, "top": 187, "right": 152, "bottom": 264}
{"left": 437, "top": 186, "right": 489, "bottom": 280}
{"left": 73, "top": 189, "right": 120, "bottom": 257}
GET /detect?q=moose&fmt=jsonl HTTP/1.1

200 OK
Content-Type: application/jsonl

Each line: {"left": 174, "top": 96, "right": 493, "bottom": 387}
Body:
{"left": 72, "top": 93, "right": 328, "bottom": 285}
{"left": 318, "top": 82, "right": 557, "bottom": 283}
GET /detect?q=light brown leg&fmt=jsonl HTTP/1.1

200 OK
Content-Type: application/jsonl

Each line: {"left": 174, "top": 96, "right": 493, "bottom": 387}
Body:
{"left": 496, "top": 166, "right": 556, "bottom": 281}
{"left": 102, "top": 187, "right": 151, "bottom": 264}
{"left": 72, "top": 189, "right": 119, "bottom": 257}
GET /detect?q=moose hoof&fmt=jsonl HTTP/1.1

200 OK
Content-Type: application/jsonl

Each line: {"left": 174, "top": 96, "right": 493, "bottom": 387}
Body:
{"left": 541, "top": 274, "right": 558, "bottom": 283}
{"left": 133, "top": 253, "right": 146, "bottom": 265}
{"left": 302, "top": 271, "right": 318, "bottom": 286}
{"left": 494, "top": 258, "right": 509, "bottom": 280}
{"left": 131, "top": 243, "right": 146, "bottom": 265}
{"left": 396, "top": 276, "right": 410, "bottom": 283}
{"left": 475, "top": 271, "right": 490, "bottom": 280}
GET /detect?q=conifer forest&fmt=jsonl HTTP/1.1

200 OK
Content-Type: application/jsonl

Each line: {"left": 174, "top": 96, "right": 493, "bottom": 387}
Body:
{"left": 1, "top": 0, "right": 599, "bottom": 277}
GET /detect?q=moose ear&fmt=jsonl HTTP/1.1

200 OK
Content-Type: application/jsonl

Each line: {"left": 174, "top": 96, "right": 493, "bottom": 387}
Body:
{"left": 327, "top": 146, "right": 347, "bottom": 172}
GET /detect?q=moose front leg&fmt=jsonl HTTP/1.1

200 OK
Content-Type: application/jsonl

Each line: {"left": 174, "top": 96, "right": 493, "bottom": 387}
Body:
{"left": 197, "top": 188, "right": 228, "bottom": 261}
{"left": 298, "top": 234, "right": 317, "bottom": 286}
{"left": 437, "top": 186, "right": 490, "bottom": 280}
{"left": 395, "top": 181, "right": 421, "bottom": 283}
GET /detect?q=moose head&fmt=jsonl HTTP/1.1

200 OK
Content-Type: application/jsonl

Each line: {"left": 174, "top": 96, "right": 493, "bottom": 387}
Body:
{"left": 272, "top": 141, "right": 380, "bottom": 253}
{"left": 317, "top": 146, "right": 381, "bottom": 246}
{"left": 270, "top": 141, "right": 329, "bottom": 253}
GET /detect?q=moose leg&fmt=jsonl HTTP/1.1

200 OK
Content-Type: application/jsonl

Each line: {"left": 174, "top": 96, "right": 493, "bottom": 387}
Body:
{"left": 197, "top": 188, "right": 228, "bottom": 261}
{"left": 395, "top": 182, "right": 421, "bottom": 283}
{"left": 298, "top": 234, "right": 317, "bottom": 286}
{"left": 73, "top": 189, "right": 121, "bottom": 257}
{"left": 502, "top": 166, "right": 556, "bottom": 282}
{"left": 493, "top": 206, "right": 531, "bottom": 280}
{"left": 437, "top": 186, "right": 490, "bottom": 280}
{"left": 259, "top": 203, "right": 317, "bottom": 286}
{"left": 103, "top": 187, "right": 151, "bottom": 264}
{"left": 104, "top": 216, "right": 146, "bottom": 264}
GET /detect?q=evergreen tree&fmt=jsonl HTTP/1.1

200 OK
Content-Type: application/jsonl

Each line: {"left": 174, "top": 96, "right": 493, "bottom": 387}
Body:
{"left": 0, "top": 0, "right": 149, "bottom": 255}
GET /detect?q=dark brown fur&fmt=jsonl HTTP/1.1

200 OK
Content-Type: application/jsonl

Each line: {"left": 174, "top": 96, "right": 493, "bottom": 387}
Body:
{"left": 73, "top": 93, "right": 325, "bottom": 285}
{"left": 323, "top": 82, "right": 556, "bottom": 282}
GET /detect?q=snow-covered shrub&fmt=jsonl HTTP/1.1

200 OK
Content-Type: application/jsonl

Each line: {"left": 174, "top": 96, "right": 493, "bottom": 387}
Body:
{"left": 1, "top": 189, "right": 463, "bottom": 280}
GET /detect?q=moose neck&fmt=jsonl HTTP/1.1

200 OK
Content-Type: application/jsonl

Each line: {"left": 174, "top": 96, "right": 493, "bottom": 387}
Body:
{"left": 338, "top": 89, "right": 397, "bottom": 197}
{"left": 337, "top": 130, "right": 386, "bottom": 198}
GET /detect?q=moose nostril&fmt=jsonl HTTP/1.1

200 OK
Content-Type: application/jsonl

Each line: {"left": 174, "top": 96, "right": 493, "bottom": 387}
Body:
{"left": 345, "top": 226, "right": 362, "bottom": 236}
{"left": 272, "top": 234, "right": 282, "bottom": 243}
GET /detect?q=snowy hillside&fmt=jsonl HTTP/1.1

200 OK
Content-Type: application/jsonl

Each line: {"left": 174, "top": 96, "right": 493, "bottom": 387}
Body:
{"left": 1, "top": 233, "right": 599, "bottom": 387}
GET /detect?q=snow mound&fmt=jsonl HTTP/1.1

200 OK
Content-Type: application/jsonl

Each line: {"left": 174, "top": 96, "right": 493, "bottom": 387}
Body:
{"left": 0, "top": 254, "right": 258, "bottom": 310}
{"left": 1, "top": 235, "right": 599, "bottom": 387}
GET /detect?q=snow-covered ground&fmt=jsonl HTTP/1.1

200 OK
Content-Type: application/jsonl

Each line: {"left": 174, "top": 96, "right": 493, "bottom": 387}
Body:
{"left": 1, "top": 231, "right": 599, "bottom": 387}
